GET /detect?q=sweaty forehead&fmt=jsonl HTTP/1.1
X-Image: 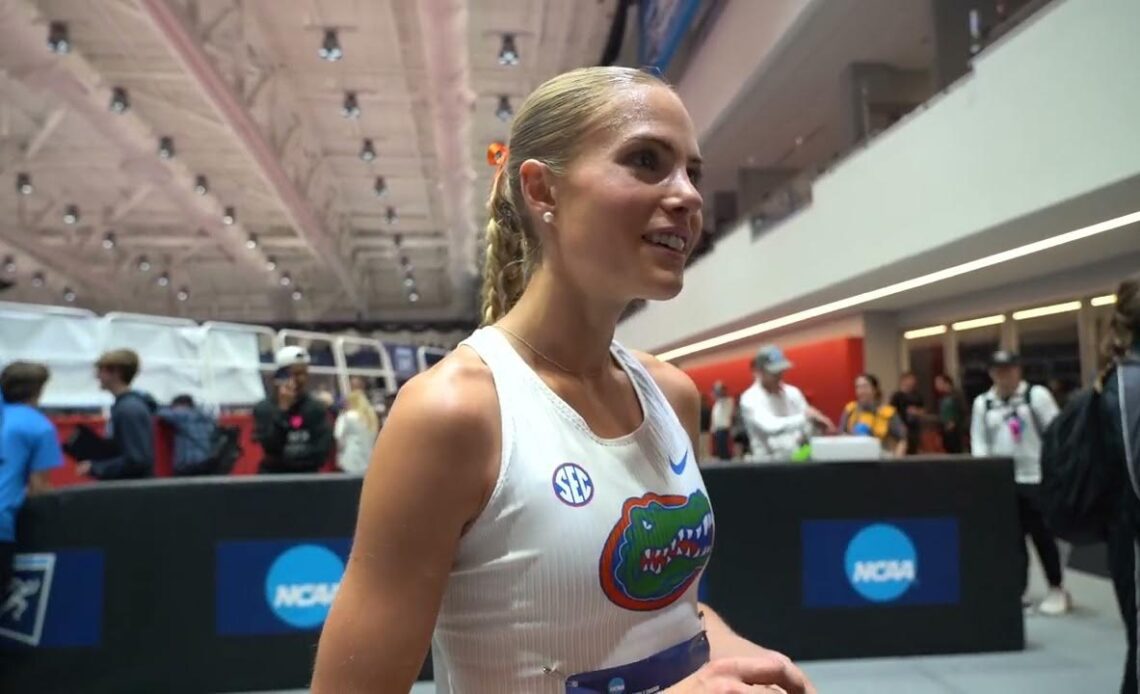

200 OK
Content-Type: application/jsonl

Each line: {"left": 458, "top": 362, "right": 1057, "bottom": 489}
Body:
{"left": 581, "top": 83, "right": 698, "bottom": 156}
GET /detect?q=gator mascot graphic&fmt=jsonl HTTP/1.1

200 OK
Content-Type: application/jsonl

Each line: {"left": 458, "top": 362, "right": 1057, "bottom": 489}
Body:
{"left": 599, "top": 490, "right": 714, "bottom": 611}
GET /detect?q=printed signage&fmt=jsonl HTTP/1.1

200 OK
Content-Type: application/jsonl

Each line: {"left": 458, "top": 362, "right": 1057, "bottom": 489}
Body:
{"left": 801, "top": 518, "right": 960, "bottom": 608}
{"left": 216, "top": 538, "right": 350, "bottom": 636}
{"left": 0, "top": 550, "right": 104, "bottom": 649}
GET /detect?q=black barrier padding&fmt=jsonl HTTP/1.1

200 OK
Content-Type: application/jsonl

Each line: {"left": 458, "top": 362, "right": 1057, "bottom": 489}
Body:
{"left": 2, "top": 476, "right": 433, "bottom": 694}
{"left": 4, "top": 460, "right": 1024, "bottom": 692}
{"left": 700, "top": 457, "right": 1025, "bottom": 661}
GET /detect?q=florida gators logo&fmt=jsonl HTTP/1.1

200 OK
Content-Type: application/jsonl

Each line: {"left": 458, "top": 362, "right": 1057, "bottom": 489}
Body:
{"left": 599, "top": 491, "right": 714, "bottom": 611}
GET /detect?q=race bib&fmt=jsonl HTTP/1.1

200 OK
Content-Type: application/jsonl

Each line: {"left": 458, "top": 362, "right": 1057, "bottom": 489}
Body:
{"left": 564, "top": 632, "right": 709, "bottom": 693}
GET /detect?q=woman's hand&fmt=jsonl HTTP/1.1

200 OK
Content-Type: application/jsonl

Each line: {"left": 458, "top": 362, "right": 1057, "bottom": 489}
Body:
{"left": 665, "top": 654, "right": 814, "bottom": 693}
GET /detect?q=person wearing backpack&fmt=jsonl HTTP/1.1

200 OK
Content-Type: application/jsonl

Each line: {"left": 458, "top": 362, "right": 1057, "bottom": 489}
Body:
{"left": 157, "top": 394, "right": 219, "bottom": 476}
{"left": 970, "top": 350, "right": 1070, "bottom": 615}
{"left": 1097, "top": 276, "right": 1140, "bottom": 694}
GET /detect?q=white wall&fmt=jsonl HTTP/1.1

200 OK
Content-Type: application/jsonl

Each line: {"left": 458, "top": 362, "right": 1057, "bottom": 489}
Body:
{"left": 619, "top": 0, "right": 1140, "bottom": 352}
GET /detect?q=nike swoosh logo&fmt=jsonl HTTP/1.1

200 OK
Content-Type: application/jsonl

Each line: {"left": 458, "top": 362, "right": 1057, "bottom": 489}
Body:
{"left": 669, "top": 451, "right": 688, "bottom": 475}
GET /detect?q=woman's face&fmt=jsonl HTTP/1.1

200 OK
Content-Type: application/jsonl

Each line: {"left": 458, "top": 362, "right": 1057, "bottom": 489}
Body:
{"left": 855, "top": 377, "right": 876, "bottom": 406}
{"left": 541, "top": 84, "right": 703, "bottom": 306}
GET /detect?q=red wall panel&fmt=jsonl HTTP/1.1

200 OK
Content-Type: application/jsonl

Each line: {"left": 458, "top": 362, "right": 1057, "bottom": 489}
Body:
{"left": 684, "top": 337, "right": 865, "bottom": 424}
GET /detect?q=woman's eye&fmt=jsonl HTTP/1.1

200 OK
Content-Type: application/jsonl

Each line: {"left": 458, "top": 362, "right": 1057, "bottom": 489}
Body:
{"left": 687, "top": 168, "right": 703, "bottom": 186}
{"left": 632, "top": 150, "right": 659, "bottom": 170}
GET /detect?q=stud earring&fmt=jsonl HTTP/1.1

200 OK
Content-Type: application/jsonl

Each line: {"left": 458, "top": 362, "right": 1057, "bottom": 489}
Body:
{"left": 542, "top": 211, "right": 554, "bottom": 224}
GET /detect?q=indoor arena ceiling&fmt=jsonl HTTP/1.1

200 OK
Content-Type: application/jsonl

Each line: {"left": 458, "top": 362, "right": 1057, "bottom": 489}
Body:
{"left": 0, "top": 0, "right": 616, "bottom": 322}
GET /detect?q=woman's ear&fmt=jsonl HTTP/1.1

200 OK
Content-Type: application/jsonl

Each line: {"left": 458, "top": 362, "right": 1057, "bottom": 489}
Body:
{"left": 519, "top": 159, "right": 557, "bottom": 220}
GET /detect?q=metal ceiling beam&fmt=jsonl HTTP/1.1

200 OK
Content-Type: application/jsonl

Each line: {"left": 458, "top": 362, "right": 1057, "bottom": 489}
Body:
{"left": 0, "top": 225, "right": 131, "bottom": 305}
{"left": 136, "top": 0, "right": 366, "bottom": 314}
{"left": 23, "top": 105, "right": 67, "bottom": 160}
{"left": 0, "top": 0, "right": 276, "bottom": 290}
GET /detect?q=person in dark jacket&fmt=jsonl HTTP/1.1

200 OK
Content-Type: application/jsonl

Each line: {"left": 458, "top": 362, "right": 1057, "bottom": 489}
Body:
{"left": 1101, "top": 274, "right": 1140, "bottom": 694}
{"left": 157, "top": 394, "right": 218, "bottom": 476}
{"left": 76, "top": 349, "right": 157, "bottom": 480}
{"left": 253, "top": 346, "right": 333, "bottom": 474}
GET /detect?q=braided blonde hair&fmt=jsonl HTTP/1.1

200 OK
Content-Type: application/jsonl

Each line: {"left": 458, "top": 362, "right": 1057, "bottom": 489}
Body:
{"left": 480, "top": 67, "right": 665, "bottom": 325}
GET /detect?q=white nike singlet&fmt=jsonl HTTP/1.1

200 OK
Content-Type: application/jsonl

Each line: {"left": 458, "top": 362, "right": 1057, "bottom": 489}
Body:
{"left": 431, "top": 327, "right": 715, "bottom": 693}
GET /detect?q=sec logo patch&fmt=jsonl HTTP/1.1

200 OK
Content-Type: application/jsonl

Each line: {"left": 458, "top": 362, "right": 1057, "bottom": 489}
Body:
{"left": 552, "top": 463, "right": 594, "bottom": 507}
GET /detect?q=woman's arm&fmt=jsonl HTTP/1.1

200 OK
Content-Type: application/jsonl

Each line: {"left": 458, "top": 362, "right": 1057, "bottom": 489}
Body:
{"left": 311, "top": 353, "right": 499, "bottom": 692}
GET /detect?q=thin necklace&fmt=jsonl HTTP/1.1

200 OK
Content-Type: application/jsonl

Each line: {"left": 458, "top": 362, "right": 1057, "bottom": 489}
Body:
{"left": 496, "top": 324, "right": 579, "bottom": 375}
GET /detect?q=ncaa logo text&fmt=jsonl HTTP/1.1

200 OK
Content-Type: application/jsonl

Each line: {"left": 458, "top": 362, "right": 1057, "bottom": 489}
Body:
{"left": 265, "top": 544, "right": 345, "bottom": 629}
{"left": 552, "top": 462, "right": 594, "bottom": 507}
{"left": 844, "top": 523, "right": 917, "bottom": 603}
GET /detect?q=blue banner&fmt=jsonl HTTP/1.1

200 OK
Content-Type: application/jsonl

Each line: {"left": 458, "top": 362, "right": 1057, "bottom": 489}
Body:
{"left": 0, "top": 549, "right": 104, "bottom": 649}
{"left": 801, "top": 518, "right": 960, "bottom": 608}
{"left": 638, "top": 0, "right": 702, "bottom": 73}
{"left": 216, "top": 538, "right": 352, "bottom": 636}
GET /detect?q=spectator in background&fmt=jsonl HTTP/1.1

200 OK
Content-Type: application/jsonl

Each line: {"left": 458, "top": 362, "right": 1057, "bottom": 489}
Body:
{"left": 76, "top": 349, "right": 157, "bottom": 480}
{"left": 839, "top": 373, "right": 907, "bottom": 457}
{"left": 740, "top": 345, "right": 836, "bottom": 461}
{"left": 935, "top": 373, "right": 967, "bottom": 454}
{"left": 1098, "top": 274, "right": 1140, "bottom": 694}
{"left": 335, "top": 391, "right": 379, "bottom": 475}
{"left": 971, "top": 350, "right": 1069, "bottom": 615}
{"left": 157, "top": 394, "right": 218, "bottom": 476}
{"left": 709, "top": 381, "right": 734, "bottom": 460}
{"left": 254, "top": 346, "right": 333, "bottom": 474}
{"left": 0, "top": 362, "right": 61, "bottom": 593}
{"left": 890, "top": 372, "right": 926, "bottom": 455}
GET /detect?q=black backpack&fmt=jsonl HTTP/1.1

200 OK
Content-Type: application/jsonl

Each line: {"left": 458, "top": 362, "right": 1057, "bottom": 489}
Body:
{"left": 208, "top": 425, "right": 243, "bottom": 475}
{"left": 1039, "top": 383, "right": 1121, "bottom": 544}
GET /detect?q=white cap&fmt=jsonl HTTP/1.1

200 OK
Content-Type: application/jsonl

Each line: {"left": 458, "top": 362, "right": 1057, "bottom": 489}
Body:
{"left": 275, "top": 345, "right": 311, "bottom": 368}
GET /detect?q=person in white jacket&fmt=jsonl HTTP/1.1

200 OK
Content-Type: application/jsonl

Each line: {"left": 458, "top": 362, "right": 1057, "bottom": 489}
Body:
{"left": 334, "top": 390, "right": 378, "bottom": 474}
{"left": 970, "top": 350, "right": 1069, "bottom": 615}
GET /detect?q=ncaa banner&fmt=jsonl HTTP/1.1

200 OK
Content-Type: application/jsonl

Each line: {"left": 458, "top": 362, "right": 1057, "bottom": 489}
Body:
{"left": 216, "top": 538, "right": 351, "bottom": 636}
{"left": 0, "top": 550, "right": 104, "bottom": 649}
{"left": 801, "top": 518, "right": 960, "bottom": 608}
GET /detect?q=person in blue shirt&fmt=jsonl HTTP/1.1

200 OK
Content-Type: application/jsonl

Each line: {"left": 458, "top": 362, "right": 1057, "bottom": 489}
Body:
{"left": 75, "top": 349, "right": 157, "bottom": 480}
{"left": 0, "top": 362, "right": 61, "bottom": 594}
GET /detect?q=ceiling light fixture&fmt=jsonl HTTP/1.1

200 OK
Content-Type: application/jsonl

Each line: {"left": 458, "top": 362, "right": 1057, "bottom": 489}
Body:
{"left": 102, "top": 232, "right": 116, "bottom": 250}
{"left": 245, "top": 233, "right": 258, "bottom": 250}
{"left": 157, "top": 272, "right": 170, "bottom": 288}
{"left": 1091, "top": 293, "right": 1118, "bottom": 307}
{"left": 373, "top": 176, "right": 387, "bottom": 197}
{"left": 498, "top": 34, "right": 519, "bottom": 66}
{"left": 291, "top": 288, "right": 304, "bottom": 302}
{"left": 266, "top": 256, "right": 277, "bottom": 271}
{"left": 110, "top": 86, "right": 130, "bottom": 114}
{"left": 385, "top": 206, "right": 398, "bottom": 225}
{"left": 496, "top": 95, "right": 513, "bottom": 122}
{"left": 341, "top": 91, "right": 361, "bottom": 119}
{"left": 399, "top": 255, "right": 412, "bottom": 271}
{"left": 16, "top": 172, "right": 33, "bottom": 195}
{"left": 280, "top": 272, "right": 292, "bottom": 287}
{"left": 359, "top": 138, "right": 376, "bottom": 162}
{"left": 3, "top": 256, "right": 15, "bottom": 273}
{"left": 31, "top": 272, "right": 45, "bottom": 288}
{"left": 158, "top": 136, "right": 175, "bottom": 160}
{"left": 951, "top": 314, "right": 1006, "bottom": 332}
{"left": 177, "top": 287, "right": 190, "bottom": 302}
{"left": 403, "top": 273, "right": 416, "bottom": 289}
{"left": 652, "top": 210, "right": 1140, "bottom": 362}
{"left": 63, "top": 204, "right": 79, "bottom": 225}
{"left": 903, "top": 325, "right": 947, "bottom": 340}
{"left": 194, "top": 175, "right": 209, "bottom": 195}
{"left": 1012, "top": 301, "right": 1082, "bottom": 321}
{"left": 408, "top": 290, "right": 420, "bottom": 303}
{"left": 222, "top": 206, "right": 236, "bottom": 225}
{"left": 62, "top": 287, "right": 76, "bottom": 303}
{"left": 47, "top": 21, "right": 70, "bottom": 54}
{"left": 137, "top": 256, "right": 151, "bottom": 272}
{"left": 318, "top": 29, "right": 343, "bottom": 61}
